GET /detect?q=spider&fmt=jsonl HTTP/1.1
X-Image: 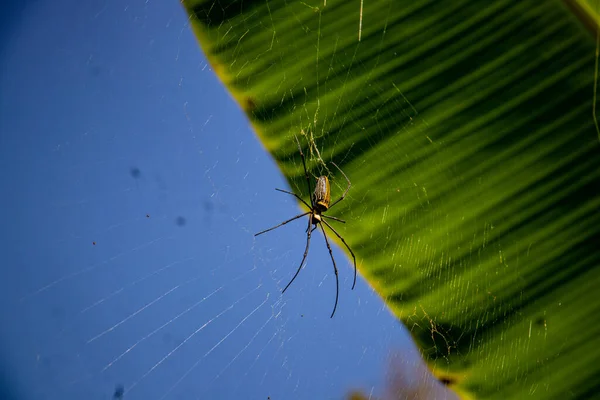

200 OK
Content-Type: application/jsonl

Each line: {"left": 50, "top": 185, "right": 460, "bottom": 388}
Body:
{"left": 255, "top": 138, "right": 356, "bottom": 318}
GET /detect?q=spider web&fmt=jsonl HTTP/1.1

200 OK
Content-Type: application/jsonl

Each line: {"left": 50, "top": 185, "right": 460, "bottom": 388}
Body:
{"left": 0, "top": 1, "right": 458, "bottom": 400}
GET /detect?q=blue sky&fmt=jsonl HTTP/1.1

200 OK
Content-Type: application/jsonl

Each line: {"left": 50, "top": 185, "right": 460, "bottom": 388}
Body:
{"left": 0, "top": 1, "right": 451, "bottom": 399}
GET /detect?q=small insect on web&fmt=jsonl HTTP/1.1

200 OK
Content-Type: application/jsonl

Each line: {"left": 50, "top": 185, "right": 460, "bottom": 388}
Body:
{"left": 254, "top": 136, "right": 357, "bottom": 318}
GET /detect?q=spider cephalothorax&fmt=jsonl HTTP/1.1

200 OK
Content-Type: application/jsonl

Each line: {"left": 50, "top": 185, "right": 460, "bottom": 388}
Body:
{"left": 255, "top": 138, "right": 356, "bottom": 318}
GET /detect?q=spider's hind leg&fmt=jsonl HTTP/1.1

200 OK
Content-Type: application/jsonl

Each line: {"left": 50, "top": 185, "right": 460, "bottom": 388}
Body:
{"left": 318, "top": 222, "right": 339, "bottom": 318}
{"left": 283, "top": 216, "right": 314, "bottom": 294}
{"left": 321, "top": 219, "right": 357, "bottom": 290}
{"left": 305, "top": 223, "right": 317, "bottom": 234}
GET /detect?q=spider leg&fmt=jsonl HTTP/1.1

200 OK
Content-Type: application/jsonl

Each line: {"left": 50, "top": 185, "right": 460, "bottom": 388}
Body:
{"left": 282, "top": 216, "right": 313, "bottom": 294}
{"left": 321, "top": 219, "right": 357, "bottom": 290}
{"left": 318, "top": 222, "right": 339, "bottom": 318}
{"left": 295, "top": 134, "right": 314, "bottom": 208}
{"left": 327, "top": 162, "right": 351, "bottom": 210}
{"left": 321, "top": 215, "right": 345, "bottom": 223}
{"left": 275, "top": 188, "right": 312, "bottom": 210}
{"left": 255, "top": 211, "right": 311, "bottom": 237}
{"left": 305, "top": 224, "right": 318, "bottom": 234}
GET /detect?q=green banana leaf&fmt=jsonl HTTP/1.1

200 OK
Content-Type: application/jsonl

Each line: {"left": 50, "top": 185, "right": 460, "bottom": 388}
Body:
{"left": 182, "top": 0, "right": 600, "bottom": 398}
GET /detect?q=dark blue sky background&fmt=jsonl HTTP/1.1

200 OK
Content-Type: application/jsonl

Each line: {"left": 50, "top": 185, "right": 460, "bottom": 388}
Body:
{"left": 0, "top": 1, "right": 451, "bottom": 399}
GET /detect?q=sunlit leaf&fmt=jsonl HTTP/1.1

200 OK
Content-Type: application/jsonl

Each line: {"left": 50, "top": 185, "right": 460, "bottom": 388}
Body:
{"left": 182, "top": 0, "right": 600, "bottom": 398}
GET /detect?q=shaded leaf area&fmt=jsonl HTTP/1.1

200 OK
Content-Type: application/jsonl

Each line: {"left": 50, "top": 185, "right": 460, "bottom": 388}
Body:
{"left": 183, "top": 0, "right": 600, "bottom": 398}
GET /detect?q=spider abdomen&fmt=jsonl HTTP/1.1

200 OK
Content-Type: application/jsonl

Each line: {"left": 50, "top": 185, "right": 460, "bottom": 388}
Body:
{"left": 312, "top": 176, "right": 330, "bottom": 212}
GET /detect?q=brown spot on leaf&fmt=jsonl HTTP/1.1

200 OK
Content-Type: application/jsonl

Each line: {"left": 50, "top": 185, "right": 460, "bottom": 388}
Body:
{"left": 244, "top": 97, "right": 257, "bottom": 113}
{"left": 438, "top": 376, "right": 456, "bottom": 386}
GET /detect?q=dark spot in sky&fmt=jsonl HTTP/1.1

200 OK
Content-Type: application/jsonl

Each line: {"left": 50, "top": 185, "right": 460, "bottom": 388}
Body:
{"left": 90, "top": 65, "right": 103, "bottom": 77}
{"left": 38, "top": 354, "right": 68, "bottom": 380}
{"left": 146, "top": 214, "right": 150, "bottom": 218}
{"left": 130, "top": 167, "right": 141, "bottom": 179}
{"left": 438, "top": 376, "right": 455, "bottom": 386}
{"left": 113, "top": 384, "right": 125, "bottom": 399}
{"left": 175, "top": 216, "right": 186, "bottom": 226}
{"left": 0, "top": 366, "right": 20, "bottom": 400}
{"left": 50, "top": 307, "right": 65, "bottom": 322}
{"left": 92, "top": 241, "right": 96, "bottom": 246}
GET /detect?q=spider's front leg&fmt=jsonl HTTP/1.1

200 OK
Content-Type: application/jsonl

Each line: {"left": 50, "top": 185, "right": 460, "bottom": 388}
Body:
{"left": 254, "top": 211, "right": 311, "bottom": 237}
